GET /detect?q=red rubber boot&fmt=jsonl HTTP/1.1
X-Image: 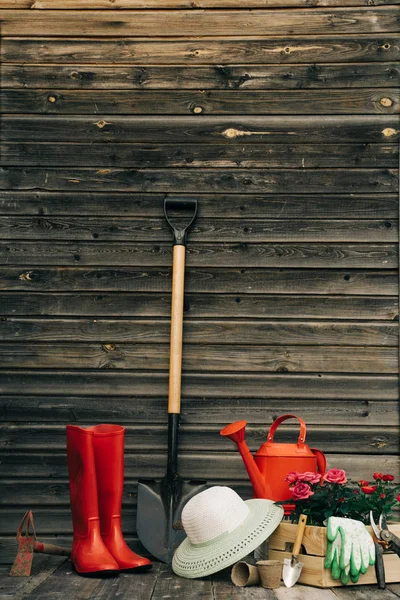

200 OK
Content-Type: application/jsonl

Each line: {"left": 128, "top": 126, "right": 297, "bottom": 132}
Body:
{"left": 66, "top": 425, "right": 120, "bottom": 575}
{"left": 89, "top": 424, "right": 152, "bottom": 571}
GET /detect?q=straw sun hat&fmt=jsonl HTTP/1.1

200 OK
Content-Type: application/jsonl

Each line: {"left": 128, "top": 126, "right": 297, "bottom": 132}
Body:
{"left": 172, "top": 486, "right": 284, "bottom": 579}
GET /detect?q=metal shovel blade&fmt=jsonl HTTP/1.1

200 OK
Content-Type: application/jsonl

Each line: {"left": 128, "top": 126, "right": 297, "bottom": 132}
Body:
{"left": 137, "top": 477, "right": 207, "bottom": 563}
{"left": 283, "top": 556, "right": 304, "bottom": 588}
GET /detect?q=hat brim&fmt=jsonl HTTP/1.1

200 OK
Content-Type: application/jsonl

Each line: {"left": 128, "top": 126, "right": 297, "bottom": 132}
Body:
{"left": 172, "top": 499, "right": 283, "bottom": 579}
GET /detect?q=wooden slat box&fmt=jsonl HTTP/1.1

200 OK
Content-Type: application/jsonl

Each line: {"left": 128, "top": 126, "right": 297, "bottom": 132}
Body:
{"left": 269, "top": 522, "right": 400, "bottom": 588}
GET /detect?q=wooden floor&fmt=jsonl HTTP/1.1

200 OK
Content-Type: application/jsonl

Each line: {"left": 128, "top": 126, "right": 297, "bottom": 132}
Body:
{"left": 1, "top": 557, "right": 399, "bottom": 600}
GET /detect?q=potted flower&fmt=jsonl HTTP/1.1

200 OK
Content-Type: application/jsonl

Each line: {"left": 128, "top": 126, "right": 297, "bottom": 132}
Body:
{"left": 268, "top": 469, "right": 400, "bottom": 588}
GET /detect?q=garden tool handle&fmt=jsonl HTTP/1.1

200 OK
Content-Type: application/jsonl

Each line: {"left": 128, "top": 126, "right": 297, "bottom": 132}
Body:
{"left": 386, "top": 533, "right": 400, "bottom": 557}
{"left": 374, "top": 541, "right": 386, "bottom": 589}
{"left": 168, "top": 244, "right": 185, "bottom": 415}
{"left": 164, "top": 197, "right": 197, "bottom": 415}
{"left": 292, "top": 514, "right": 308, "bottom": 558}
{"left": 267, "top": 414, "right": 307, "bottom": 447}
{"left": 390, "top": 542, "right": 400, "bottom": 558}
{"left": 164, "top": 198, "right": 198, "bottom": 246}
{"left": 33, "top": 541, "right": 71, "bottom": 557}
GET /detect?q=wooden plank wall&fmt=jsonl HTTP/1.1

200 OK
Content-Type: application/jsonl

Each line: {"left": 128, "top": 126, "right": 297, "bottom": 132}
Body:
{"left": 0, "top": 0, "right": 399, "bottom": 562}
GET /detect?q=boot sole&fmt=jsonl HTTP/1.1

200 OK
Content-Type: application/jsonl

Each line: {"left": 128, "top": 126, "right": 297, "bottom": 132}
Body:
{"left": 120, "top": 564, "right": 152, "bottom": 573}
{"left": 79, "top": 570, "right": 119, "bottom": 578}
{"left": 71, "top": 563, "right": 120, "bottom": 577}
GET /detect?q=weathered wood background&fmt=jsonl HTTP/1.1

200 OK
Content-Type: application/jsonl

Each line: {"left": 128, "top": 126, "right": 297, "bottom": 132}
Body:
{"left": 0, "top": 0, "right": 399, "bottom": 563}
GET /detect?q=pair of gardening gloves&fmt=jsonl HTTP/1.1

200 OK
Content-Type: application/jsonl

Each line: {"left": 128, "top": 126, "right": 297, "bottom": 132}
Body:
{"left": 325, "top": 517, "right": 376, "bottom": 585}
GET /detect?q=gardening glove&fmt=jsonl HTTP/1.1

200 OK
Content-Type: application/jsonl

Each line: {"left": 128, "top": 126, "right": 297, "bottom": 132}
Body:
{"left": 325, "top": 517, "right": 375, "bottom": 585}
{"left": 325, "top": 518, "right": 343, "bottom": 581}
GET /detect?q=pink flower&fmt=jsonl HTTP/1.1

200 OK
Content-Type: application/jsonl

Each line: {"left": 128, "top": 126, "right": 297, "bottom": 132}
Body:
{"left": 373, "top": 472, "right": 384, "bottom": 480}
{"left": 382, "top": 474, "right": 394, "bottom": 482}
{"left": 358, "top": 480, "right": 368, "bottom": 486}
{"left": 296, "top": 472, "right": 322, "bottom": 485}
{"left": 323, "top": 469, "right": 347, "bottom": 485}
{"left": 285, "top": 472, "right": 300, "bottom": 484}
{"left": 291, "top": 483, "right": 314, "bottom": 501}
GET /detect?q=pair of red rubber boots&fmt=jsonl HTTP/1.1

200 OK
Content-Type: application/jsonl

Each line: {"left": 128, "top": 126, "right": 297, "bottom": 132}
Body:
{"left": 66, "top": 424, "right": 152, "bottom": 575}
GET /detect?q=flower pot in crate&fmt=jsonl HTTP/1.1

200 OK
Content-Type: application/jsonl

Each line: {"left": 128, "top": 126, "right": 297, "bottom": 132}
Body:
{"left": 268, "top": 522, "right": 400, "bottom": 588}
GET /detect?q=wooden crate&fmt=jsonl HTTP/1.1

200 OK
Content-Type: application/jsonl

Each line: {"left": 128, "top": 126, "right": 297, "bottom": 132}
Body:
{"left": 269, "top": 522, "right": 400, "bottom": 588}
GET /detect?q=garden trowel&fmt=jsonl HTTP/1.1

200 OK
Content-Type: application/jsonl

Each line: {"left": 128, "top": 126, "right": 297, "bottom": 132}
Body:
{"left": 283, "top": 514, "right": 308, "bottom": 587}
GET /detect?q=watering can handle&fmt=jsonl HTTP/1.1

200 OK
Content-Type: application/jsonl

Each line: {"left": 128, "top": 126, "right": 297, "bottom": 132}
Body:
{"left": 311, "top": 448, "right": 327, "bottom": 476}
{"left": 267, "top": 414, "right": 307, "bottom": 446}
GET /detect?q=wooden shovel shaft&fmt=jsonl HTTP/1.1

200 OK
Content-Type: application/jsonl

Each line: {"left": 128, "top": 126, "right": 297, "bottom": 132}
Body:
{"left": 168, "top": 245, "right": 185, "bottom": 415}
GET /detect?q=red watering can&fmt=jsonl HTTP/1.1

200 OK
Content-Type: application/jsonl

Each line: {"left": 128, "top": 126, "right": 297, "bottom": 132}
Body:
{"left": 220, "top": 414, "right": 326, "bottom": 503}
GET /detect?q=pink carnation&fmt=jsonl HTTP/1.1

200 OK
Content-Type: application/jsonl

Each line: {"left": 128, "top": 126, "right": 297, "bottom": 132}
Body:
{"left": 285, "top": 471, "right": 300, "bottom": 484}
{"left": 291, "top": 482, "right": 314, "bottom": 501}
{"left": 296, "top": 472, "right": 322, "bottom": 485}
{"left": 323, "top": 468, "right": 347, "bottom": 485}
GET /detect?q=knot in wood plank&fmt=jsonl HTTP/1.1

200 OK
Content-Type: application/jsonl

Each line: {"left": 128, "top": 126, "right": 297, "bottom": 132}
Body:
{"left": 19, "top": 271, "right": 33, "bottom": 281}
{"left": 380, "top": 97, "right": 393, "bottom": 108}
{"left": 382, "top": 128, "right": 397, "bottom": 137}
{"left": 94, "top": 120, "right": 110, "bottom": 129}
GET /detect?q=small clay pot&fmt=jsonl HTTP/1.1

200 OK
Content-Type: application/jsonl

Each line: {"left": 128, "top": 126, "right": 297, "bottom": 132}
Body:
{"left": 256, "top": 560, "right": 282, "bottom": 589}
{"left": 231, "top": 561, "right": 260, "bottom": 587}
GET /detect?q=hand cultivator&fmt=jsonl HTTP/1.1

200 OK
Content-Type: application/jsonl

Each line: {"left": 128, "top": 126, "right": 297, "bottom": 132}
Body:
{"left": 10, "top": 511, "right": 71, "bottom": 577}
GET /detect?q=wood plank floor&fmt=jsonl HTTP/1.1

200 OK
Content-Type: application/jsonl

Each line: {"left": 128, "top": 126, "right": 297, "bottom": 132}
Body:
{"left": 1, "top": 557, "right": 399, "bottom": 600}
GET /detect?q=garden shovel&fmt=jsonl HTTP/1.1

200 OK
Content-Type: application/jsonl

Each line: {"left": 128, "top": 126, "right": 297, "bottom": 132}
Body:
{"left": 282, "top": 514, "right": 308, "bottom": 587}
{"left": 136, "top": 198, "right": 207, "bottom": 563}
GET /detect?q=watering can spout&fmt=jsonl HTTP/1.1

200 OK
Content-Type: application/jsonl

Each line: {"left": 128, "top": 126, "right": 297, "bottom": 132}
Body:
{"left": 220, "top": 421, "right": 268, "bottom": 499}
{"left": 221, "top": 414, "right": 326, "bottom": 506}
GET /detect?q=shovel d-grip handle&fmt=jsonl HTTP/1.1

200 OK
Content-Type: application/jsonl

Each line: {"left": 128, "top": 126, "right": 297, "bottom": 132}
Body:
{"left": 164, "top": 198, "right": 198, "bottom": 246}
{"left": 267, "top": 414, "right": 307, "bottom": 447}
